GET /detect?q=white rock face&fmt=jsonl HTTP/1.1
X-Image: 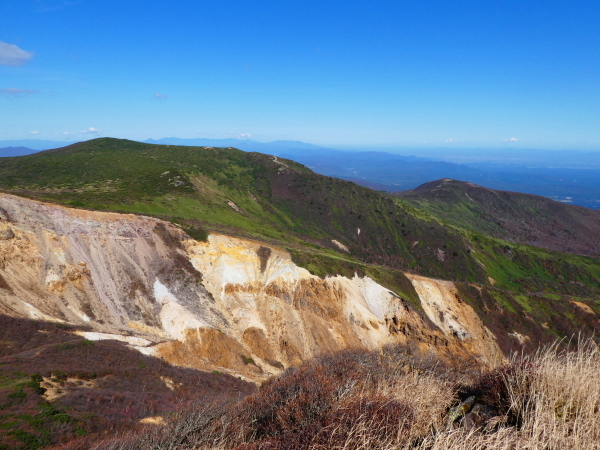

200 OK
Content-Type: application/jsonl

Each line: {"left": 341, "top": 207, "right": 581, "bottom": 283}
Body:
{"left": 154, "top": 279, "right": 207, "bottom": 341}
{"left": 406, "top": 273, "right": 505, "bottom": 367}
{"left": 75, "top": 331, "right": 154, "bottom": 347}
{"left": 0, "top": 193, "right": 504, "bottom": 379}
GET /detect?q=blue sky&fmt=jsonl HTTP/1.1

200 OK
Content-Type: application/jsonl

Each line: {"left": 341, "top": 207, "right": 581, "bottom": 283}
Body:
{"left": 1, "top": 0, "right": 600, "bottom": 149}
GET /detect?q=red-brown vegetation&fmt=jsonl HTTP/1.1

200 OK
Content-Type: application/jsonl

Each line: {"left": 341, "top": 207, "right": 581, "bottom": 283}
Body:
{"left": 62, "top": 338, "right": 600, "bottom": 450}
{"left": 0, "top": 315, "right": 254, "bottom": 449}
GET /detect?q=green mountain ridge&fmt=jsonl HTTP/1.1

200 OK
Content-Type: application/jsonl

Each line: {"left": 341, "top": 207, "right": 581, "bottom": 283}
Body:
{"left": 398, "top": 178, "right": 600, "bottom": 257}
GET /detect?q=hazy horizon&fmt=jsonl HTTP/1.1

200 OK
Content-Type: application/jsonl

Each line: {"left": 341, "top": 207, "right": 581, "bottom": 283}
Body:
{"left": 2, "top": 1, "right": 600, "bottom": 150}
{"left": 4, "top": 136, "right": 600, "bottom": 156}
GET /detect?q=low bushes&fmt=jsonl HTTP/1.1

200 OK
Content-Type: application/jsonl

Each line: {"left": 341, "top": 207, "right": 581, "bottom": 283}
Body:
{"left": 58, "top": 338, "right": 600, "bottom": 450}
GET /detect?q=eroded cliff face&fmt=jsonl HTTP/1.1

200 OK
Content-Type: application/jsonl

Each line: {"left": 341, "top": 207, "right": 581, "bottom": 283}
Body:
{"left": 405, "top": 274, "right": 505, "bottom": 367}
{"left": 0, "top": 193, "right": 504, "bottom": 381}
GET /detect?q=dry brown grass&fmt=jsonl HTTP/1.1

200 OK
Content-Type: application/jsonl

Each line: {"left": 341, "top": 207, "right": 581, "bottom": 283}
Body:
{"left": 414, "top": 337, "right": 600, "bottom": 450}
{"left": 58, "top": 339, "right": 600, "bottom": 450}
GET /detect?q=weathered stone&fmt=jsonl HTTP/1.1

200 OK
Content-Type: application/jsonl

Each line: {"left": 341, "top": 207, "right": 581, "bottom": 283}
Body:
{"left": 464, "top": 402, "right": 497, "bottom": 430}
{"left": 447, "top": 396, "right": 477, "bottom": 428}
{"left": 0, "top": 224, "right": 14, "bottom": 240}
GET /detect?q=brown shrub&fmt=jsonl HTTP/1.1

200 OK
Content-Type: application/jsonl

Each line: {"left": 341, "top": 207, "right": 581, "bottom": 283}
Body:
{"left": 313, "top": 395, "right": 414, "bottom": 450}
{"left": 204, "top": 347, "right": 453, "bottom": 450}
{"left": 57, "top": 338, "right": 600, "bottom": 450}
{"left": 0, "top": 315, "right": 254, "bottom": 448}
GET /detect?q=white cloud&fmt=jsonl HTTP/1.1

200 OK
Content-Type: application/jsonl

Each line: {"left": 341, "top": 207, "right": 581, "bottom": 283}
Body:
{"left": 154, "top": 93, "right": 168, "bottom": 100}
{"left": 503, "top": 137, "right": 519, "bottom": 142}
{"left": 195, "top": 132, "right": 255, "bottom": 140}
{"left": 444, "top": 138, "right": 453, "bottom": 143}
{"left": 80, "top": 127, "right": 102, "bottom": 135}
{"left": 0, "top": 88, "right": 36, "bottom": 97}
{"left": 60, "top": 131, "right": 70, "bottom": 135}
{"left": 0, "top": 41, "right": 34, "bottom": 66}
{"left": 29, "top": 131, "right": 40, "bottom": 135}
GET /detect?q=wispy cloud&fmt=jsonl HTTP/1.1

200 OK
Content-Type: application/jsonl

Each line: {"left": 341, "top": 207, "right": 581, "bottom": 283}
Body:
{"left": 503, "top": 137, "right": 519, "bottom": 142}
{"left": 29, "top": 131, "right": 41, "bottom": 135}
{"left": 0, "top": 42, "right": 34, "bottom": 66}
{"left": 221, "top": 132, "right": 253, "bottom": 139}
{"left": 0, "top": 88, "right": 37, "bottom": 98}
{"left": 154, "top": 93, "right": 168, "bottom": 100}
{"left": 60, "top": 131, "right": 70, "bottom": 135}
{"left": 444, "top": 138, "right": 453, "bottom": 143}
{"left": 80, "top": 127, "right": 102, "bottom": 135}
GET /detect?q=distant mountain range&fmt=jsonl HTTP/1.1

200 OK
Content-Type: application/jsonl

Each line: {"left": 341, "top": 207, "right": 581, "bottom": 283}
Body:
{"left": 394, "top": 146, "right": 600, "bottom": 170}
{"left": 0, "top": 139, "right": 81, "bottom": 151}
{"left": 2, "top": 137, "right": 599, "bottom": 209}
{"left": 0, "top": 137, "right": 323, "bottom": 156}
{"left": 144, "top": 137, "right": 323, "bottom": 153}
{"left": 276, "top": 148, "right": 600, "bottom": 210}
{"left": 0, "top": 146, "right": 41, "bottom": 157}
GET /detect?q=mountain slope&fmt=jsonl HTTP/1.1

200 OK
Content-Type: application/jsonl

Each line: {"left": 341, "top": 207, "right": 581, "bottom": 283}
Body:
{"left": 0, "top": 138, "right": 483, "bottom": 283}
{"left": 0, "top": 192, "right": 505, "bottom": 374}
{"left": 0, "top": 138, "right": 599, "bottom": 363}
{"left": 2, "top": 191, "right": 598, "bottom": 372}
{"left": 2, "top": 138, "right": 599, "bottom": 294}
{"left": 398, "top": 178, "right": 600, "bottom": 257}
{"left": 278, "top": 148, "right": 600, "bottom": 210}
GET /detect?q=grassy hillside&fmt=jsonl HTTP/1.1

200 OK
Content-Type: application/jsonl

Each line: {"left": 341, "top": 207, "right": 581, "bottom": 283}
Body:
{"left": 1, "top": 138, "right": 599, "bottom": 347}
{"left": 0, "top": 138, "right": 478, "bottom": 282}
{"left": 398, "top": 178, "right": 600, "bottom": 257}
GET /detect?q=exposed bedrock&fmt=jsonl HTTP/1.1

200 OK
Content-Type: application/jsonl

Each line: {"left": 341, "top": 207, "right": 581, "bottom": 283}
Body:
{"left": 0, "top": 193, "right": 504, "bottom": 380}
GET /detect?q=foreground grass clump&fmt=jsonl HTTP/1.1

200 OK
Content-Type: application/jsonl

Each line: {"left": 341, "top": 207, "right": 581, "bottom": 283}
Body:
{"left": 55, "top": 339, "right": 600, "bottom": 450}
{"left": 422, "top": 338, "right": 600, "bottom": 450}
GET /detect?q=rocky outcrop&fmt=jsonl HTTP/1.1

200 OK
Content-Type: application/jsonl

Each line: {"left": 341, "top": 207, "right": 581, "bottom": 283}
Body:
{"left": 406, "top": 274, "right": 505, "bottom": 368}
{"left": 0, "top": 193, "right": 504, "bottom": 381}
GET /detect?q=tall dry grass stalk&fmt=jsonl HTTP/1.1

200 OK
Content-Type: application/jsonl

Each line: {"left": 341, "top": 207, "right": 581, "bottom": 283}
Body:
{"left": 412, "top": 337, "right": 600, "bottom": 450}
{"left": 510, "top": 337, "right": 600, "bottom": 448}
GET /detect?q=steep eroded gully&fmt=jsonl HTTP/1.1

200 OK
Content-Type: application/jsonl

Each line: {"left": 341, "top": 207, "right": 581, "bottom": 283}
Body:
{"left": 0, "top": 193, "right": 504, "bottom": 381}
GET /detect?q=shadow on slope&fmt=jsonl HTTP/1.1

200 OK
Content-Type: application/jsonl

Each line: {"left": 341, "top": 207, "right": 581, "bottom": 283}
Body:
{"left": 0, "top": 315, "right": 253, "bottom": 449}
